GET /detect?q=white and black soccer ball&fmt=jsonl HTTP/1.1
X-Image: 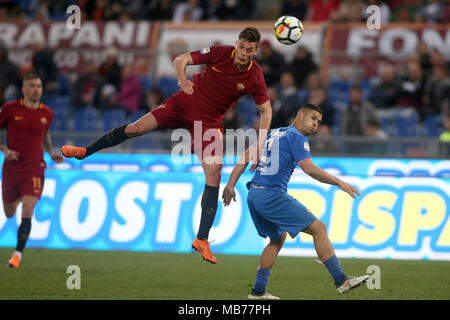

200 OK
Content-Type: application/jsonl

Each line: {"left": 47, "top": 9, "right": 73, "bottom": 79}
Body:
{"left": 273, "top": 15, "right": 304, "bottom": 45}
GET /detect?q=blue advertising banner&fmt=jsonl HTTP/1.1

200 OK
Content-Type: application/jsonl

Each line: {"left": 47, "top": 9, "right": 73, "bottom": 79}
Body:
{"left": 0, "top": 154, "right": 449, "bottom": 260}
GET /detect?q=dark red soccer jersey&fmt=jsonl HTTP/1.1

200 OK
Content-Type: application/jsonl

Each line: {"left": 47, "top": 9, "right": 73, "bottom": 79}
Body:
{"left": 0, "top": 100, "right": 54, "bottom": 174}
{"left": 190, "top": 45, "right": 269, "bottom": 119}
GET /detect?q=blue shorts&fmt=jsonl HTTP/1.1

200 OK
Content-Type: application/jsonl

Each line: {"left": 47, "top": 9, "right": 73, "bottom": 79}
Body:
{"left": 247, "top": 185, "right": 317, "bottom": 241}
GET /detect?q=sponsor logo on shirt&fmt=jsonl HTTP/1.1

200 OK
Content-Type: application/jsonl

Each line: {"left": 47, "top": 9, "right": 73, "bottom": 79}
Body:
{"left": 14, "top": 116, "right": 24, "bottom": 121}
{"left": 304, "top": 141, "right": 310, "bottom": 152}
{"left": 200, "top": 47, "right": 210, "bottom": 55}
{"left": 236, "top": 83, "right": 245, "bottom": 90}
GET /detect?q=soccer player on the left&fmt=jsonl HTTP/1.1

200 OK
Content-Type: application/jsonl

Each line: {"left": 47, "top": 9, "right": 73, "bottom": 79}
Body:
{"left": 0, "top": 74, "right": 65, "bottom": 268}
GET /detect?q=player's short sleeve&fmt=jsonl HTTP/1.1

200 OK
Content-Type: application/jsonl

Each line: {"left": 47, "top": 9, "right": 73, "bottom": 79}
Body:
{"left": 0, "top": 103, "right": 11, "bottom": 128}
{"left": 252, "top": 69, "right": 269, "bottom": 106}
{"left": 289, "top": 132, "right": 311, "bottom": 163}
{"left": 190, "top": 45, "right": 228, "bottom": 66}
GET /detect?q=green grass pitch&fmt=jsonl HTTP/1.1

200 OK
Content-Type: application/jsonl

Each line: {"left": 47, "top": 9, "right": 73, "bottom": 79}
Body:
{"left": 0, "top": 247, "right": 449, "bottom": 300}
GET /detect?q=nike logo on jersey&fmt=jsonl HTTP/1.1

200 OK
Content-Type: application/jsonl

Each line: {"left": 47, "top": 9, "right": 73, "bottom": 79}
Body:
{"left": 212, "top": 66, "right": 222, "bottom": 73}
{"left": 14, "top": 116, "right": 24, "bottom": 120}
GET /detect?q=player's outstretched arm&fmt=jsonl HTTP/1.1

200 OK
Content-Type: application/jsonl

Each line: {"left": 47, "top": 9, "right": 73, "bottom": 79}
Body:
{"left": 222, "top": 146, "right": 255, "bottom": 206}
{"left": 299, "top": 158, "right": 361, "bottom": 199}
{"left": 174, "top": 53, "right": 195, "bottom": 95}
{"left": 43, "top": 130, "right": 65, "bottom": 163}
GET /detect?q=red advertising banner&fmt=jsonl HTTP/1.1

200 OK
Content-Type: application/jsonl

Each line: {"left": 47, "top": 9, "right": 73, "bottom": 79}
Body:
{"left": 322, "top": 23, "right": 450, "bottom": 79}
{"left": 0, "top": 21, "right": 160, "bottom": 73}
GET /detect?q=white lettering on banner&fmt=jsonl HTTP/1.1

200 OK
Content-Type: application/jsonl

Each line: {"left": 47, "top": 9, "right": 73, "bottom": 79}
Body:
{"left": 109, "top": 181, "right": 149, "bottom": 243}
{"left": 193, "top": 184, "right": 242, "bottom": 245}
{"left": 347, "top": 29, "right": 378, "bottom": 57}
{"left": 48, "top": 22, "right": 75, "bottom": 47}
{"left": 136, "top": 22, "right": 151, "bottom": 46}
{"left": 345, "top": 28, "right": 450, "bottom": 60}
{"left": 422, "top": 29, "right": 450, "bottom": 59}
{"left": 60, "top": 180, "right": 107, "bottom": 241}
{"left": 0, "top": 22, "right": 151, "bottom": 48}
{"left": 71, "top": 22, "right": 101, "bottom": 47}
{"left": 379, "top": 29, "right": 418, "bottom": 60}
{"left": 155, "top": 183, "right": 193, "bottom": 243}
{"left": 54, "top": 50, "right": 79, "bottom": 69}
{"left": 0, "top": 23, "right": 18, "bottom": 47}
{"left": 103, "top": 22, "right": 135, "bottom": 47}
{"left": 16, "top": 22, "right": 45, "bottom": 47}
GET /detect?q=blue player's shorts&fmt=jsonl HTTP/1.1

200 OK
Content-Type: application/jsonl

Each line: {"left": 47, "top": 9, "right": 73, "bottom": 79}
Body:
{"left": 247, "top": 184, "right": 317, "bottom": 241}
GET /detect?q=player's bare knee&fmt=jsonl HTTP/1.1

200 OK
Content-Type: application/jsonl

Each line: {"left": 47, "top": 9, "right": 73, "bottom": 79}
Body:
{"left": 4, "top": 209, "right": 15, "bottom": 218}
{"left": 3, "top": 202, "right": 18, "bottom": 218}
{"left": 210, "top": 172, "right": 221, "bottom": 186}
{"left": 307, "top": 220, "right": 327, "bottom": 236}
{"left": 205, "top": 170, "right": 221, "bottom": 186}
{"left": 316, "top": 220, "right": 327, "bottom": 235}
{"left": 270, "top": 239, "right": 284, "bottom": 251}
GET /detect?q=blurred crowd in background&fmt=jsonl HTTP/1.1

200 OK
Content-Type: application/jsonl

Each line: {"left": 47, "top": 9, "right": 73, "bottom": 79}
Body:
{"left": 0, "top": 0, "right": 450, "bottom": 24}
{"left": 0, "top": 0, "right": 449, "bottom": 155}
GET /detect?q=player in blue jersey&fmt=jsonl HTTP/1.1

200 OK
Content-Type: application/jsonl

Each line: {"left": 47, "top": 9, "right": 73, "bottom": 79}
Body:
{"left": 222, "top": 104, "right": 369, "bottom": 299}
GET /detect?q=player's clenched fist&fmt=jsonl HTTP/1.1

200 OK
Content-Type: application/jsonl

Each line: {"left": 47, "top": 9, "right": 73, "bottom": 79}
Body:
{"left": 2, "top": 148, "right": 19, "bottom": 161}
{"left": 178, "top": 79, "right": 194, "bottom": 95}
{"left": 50, "top": 153, "right": 65, "bottom": 164}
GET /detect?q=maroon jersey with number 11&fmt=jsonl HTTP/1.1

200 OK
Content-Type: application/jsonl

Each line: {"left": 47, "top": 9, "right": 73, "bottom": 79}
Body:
{"left": 0, "top": 99, "right": 54, "bottom": 174}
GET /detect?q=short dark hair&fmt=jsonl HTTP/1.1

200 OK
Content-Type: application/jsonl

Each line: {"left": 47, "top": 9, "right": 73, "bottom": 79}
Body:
{"left": 23, "top": 73, "right": 41, "bottom": 85}
{"left": 239, "top": 27, "right": 261, "bottom": 46}
{"left": 300, "top": 103, "right": 322, "bottom": 115}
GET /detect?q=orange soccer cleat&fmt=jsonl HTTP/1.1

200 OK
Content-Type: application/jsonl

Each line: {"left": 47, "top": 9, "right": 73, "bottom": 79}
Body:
{"left": 62, "top": 145, "right": 87, "bottom": 160}
{"left": 8, "top": 254, "right": 20, "bottom": 269}
{"left": 192, "top": 237, "right": 217, "bottom": 264}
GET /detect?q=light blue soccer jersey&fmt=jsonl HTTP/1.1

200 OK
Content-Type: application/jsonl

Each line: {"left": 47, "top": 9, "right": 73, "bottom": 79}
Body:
{"left": 250, "top": 126, "right": 311, "bottom": 192}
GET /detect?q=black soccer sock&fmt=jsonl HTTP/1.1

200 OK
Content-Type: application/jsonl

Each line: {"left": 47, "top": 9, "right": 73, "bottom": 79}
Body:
{"left": 196, "top": 185, "right": 220, "bottom": 240}
{"left": 85, "top": 124, "right": 130, "bottom": 156}
{"left": 16, "top": 218, "right": 31, "bottom": 252}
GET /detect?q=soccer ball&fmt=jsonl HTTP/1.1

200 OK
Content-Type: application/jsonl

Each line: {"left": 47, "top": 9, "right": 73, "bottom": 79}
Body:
{"left": 273, "top": 16, "right": 304, "bottom": 45}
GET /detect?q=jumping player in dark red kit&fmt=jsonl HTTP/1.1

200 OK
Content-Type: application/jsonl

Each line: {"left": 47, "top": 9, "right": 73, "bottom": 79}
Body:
{"left": 62, "top": 27, "right": 272, "bottom": 264}
{"left": 0, "top": 74, "right": 65, "bottom": 268}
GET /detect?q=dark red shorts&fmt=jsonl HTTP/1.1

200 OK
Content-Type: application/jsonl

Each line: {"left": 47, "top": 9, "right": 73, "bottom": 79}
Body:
{"left": 2, "top": 169, "right": 44, "bottom": 203}
{"left": 150, "top": 91, "right": 224, "bottom": 159}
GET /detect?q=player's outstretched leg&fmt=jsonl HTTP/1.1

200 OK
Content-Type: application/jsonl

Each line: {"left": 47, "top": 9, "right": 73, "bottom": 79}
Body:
{"left": 303, "top": 220, "right": 369, "bottom": 294}
{"left": 62, "top": 112, "right": 158, "bottom": 159}
{"left": 62, "top": 124, "right": 129, "bottom": 159}
{"left": 248, "top": 233, "right": 286, "bottom": 300}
